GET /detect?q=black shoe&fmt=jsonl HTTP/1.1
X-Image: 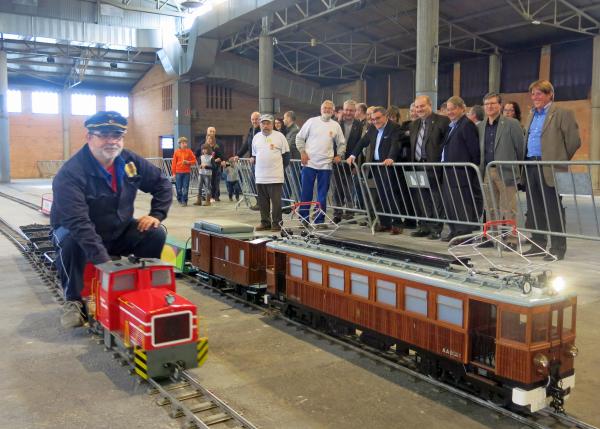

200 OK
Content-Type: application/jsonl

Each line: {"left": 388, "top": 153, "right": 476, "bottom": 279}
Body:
{"left": 523, "top": 246, "right": 545, "bottom": 257}
{"left": 440, "top": 233, "right": 455, "bottom": 242}
{"left": 333, "top": 216, "right": 342, "bottom": 224}
{"left": 282, "top": 207, "right": 292, "bottom": 214}
{"left": 374, "top": 224, "right": 391, "bottom": 233}
{"left": 428, "top": 232, "right": 442, "bottom": 240}
{"left": 479, "top": 239, "right": 494, "bottom": 248}
{"left": 411, "top": 229, "right": 430, "bottom": 238}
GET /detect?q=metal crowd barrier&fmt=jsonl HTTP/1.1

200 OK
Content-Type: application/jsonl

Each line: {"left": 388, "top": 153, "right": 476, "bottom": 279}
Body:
{"left": 361, "top": 162, "right": 486, "bottom": 234}
{"left": 37, "top": 160, "right": 65, "bottom": 178}
{"left": 235, "top": 158, "right": 258, "bottom": 209}
{"left": 486, "top": 160, "right": 600, "bottom": 241}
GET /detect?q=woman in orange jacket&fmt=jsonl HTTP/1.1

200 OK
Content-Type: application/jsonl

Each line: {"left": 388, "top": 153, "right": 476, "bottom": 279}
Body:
{"left": 171, "top": 137, "right": 197, "bottom": 206}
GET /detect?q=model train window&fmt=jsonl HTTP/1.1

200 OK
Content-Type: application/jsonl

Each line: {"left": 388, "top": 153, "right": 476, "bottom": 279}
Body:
{"left": 194, "top": 237, "right": 200, "bottom": 254}
{"left": 563, "top": 305, "right": 574, "bottom": 335}
{"left": 224, "top": 245, "right": 230, "bottom": 261}
{"left": 151, "top": 269, "right": 172, "bottom": 287}
{"left": 239, "top": 249, "right": 245, "bottom": 266}
{"left": 102, "top": 272, "right": 111, "bottom": 292}
{"left": 308, "top": 262, "right": 322, "bottom": 284}
{"left": 113, "top": 273, "right": 136, "bottom": 292}
{"left": 437, "top": 295, "right": 463, "bottom": 327}
{"left": 376, "top": 279, "right": 396, "bottom": 307}
{"left": 405, "top": 287, "right": 427, "bottom": 316}
{"left": 351, "top": 273, "right": 369, "bottom": 298}
{"left": 500, "top": 311, "right": 527, "bottom": 343}
{"left": 328, "top": 267, "right": 344, "bottom": 291}
{"left": 550, "top": 309, "right": 560, "bottom": 341}
{"left": 532, "top": 312, "right": 549, "bottom": 343}
{"left": 289, "top": 257, "right": 303, "bottom": 279}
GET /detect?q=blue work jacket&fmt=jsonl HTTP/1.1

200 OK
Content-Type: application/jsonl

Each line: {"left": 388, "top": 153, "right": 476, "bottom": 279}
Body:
{"left": 50, "top": 144, "right": 172, "bottom": 264}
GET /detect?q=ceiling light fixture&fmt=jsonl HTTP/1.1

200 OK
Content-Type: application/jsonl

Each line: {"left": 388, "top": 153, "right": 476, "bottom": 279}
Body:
{"left": 531, "top": 19, "right": 541, "bottom": 25}
{"left": 110, "top": 62, "right": 118, "bottom": 69}
{"left": 46, "top": 56, "right": 55, "bottom": 63}
{"left": 181, "top": 0, "right": 203, "bottom": 8}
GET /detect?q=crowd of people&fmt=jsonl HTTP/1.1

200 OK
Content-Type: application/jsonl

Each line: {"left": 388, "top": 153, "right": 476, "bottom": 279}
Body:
{"left": 170, "top": 79, "right": 581, "bottom": 261}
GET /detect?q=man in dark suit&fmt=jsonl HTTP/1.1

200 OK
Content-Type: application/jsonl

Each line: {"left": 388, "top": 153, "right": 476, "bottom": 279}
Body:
{"left": 440, "top": 96, "right": 481, "bottom": 242}
{"left": 347, "top": 106, "right": 403, "bottom": 234}
{"left": 409, "top": 95, "right": 450, "bottom": 239}
{"left": 333, "top": 100, "right": 363, "bottom": 223}
{"left": 522, "top": 80, "right": 581, "bottom": 261}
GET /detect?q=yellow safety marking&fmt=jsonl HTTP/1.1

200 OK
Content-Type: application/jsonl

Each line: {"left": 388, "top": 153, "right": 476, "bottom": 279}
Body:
{"left": 134, "top": 357, "right": 148, "bottom": 370}
{"left": 134, "top": 346, "right": 147, "bottom": 360}
{"left": 134, "top": 367, "right": 148, "bottom": 380}
{"left": 197, "top": 338, "right": 208, "bottom": 367}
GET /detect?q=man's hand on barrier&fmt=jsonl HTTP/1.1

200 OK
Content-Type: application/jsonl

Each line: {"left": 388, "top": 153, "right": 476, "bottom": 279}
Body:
{"left": 383, "top": 158, "right": 395, "bottom": 166}
{"left": 138, "top": 215, "right": 161, "bottom": 232}
{"left": 232, "top": 156, "right": 239, "bottom": 162}
{"left": 301, "top": 151, "right": 309, "bottom": 165}
{"left": 250, "top": 157, "right": 255, "bottom": 164}
{"left": 346, "top": 156, "right": 354, "bottom": 166}
{"left": 333, "top": 155, "right": 342, "bottom": 164}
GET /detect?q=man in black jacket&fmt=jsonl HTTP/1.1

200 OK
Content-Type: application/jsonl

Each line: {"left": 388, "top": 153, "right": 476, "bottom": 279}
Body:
{"left": 51, "top": 111, "right": 172, "bottom": 328}
{"left": 333, "top": 100, "right": 363, "bottom": 223}
{"left": 347, "top": 106, "right": 404, "bottom": 234}
{"left": 409, "top": 95, "right": 450, "bottom": 239}
{"left": 236, "top": 111, "right": 261, "bottom": 158}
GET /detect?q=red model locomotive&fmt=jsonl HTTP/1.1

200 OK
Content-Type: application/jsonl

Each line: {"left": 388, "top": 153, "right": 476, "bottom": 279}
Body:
{"left": 82, "top": 256, "right": 208, "bottom": 380}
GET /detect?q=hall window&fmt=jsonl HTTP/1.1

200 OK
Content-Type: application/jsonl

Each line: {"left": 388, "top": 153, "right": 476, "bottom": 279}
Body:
{"left": 106, "top": 95, "right": 129, "bottom": 117}
{"left": 7, "top": 89, "right": 22, "bottom": 113}
{"left": 71, "top": 93, "right": 96, "bottom": 116}
{"left": 31, "top": 91, "right": 59, "bottom": 114}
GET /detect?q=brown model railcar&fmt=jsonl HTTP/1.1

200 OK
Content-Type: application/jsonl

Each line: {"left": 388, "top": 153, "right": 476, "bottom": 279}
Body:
{"left": 191, "top": 219, "right": 270, "bottom": 287}
{"left": 266, "top": 238, "right": 577, "bottom": 412}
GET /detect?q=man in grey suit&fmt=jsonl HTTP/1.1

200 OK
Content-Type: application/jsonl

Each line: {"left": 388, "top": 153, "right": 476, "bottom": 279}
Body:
{"left": 478, "top": 92, "right": 525, "bottom": 244}
{"left": 284, "top": 111, "right": 301, "bottom": 159}
{"left": 523, "top": 80, "right": 581, "bottom": 260}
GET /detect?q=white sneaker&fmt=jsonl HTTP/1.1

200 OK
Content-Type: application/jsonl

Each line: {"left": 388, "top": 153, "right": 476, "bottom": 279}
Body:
{"left": 210, "top": 198, "right": 215, "bottom": 203}
{"left": 60, "top": 301, "right": 85, "bottom": 328}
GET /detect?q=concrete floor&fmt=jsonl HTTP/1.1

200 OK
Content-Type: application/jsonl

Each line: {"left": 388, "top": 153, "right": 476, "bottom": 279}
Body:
{"left": 0, "top": 179, "right": 598, "bottom": 428}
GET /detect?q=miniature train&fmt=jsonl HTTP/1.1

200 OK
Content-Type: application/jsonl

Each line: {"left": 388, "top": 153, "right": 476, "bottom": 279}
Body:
{"left": 20, "top": 224, "right": 208, "bottom": 381}
{"left": 187, "top": 218, "right": 577, "bottom": 413}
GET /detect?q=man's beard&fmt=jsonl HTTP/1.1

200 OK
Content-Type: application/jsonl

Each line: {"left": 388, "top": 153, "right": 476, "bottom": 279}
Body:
{"left": 93, "top": 145, "right": 123, "bottom": 165}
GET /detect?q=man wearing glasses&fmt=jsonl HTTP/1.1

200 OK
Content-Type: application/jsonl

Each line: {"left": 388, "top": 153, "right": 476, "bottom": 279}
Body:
{"left": 51, "top": 111, "right": 172, "bottom": 328}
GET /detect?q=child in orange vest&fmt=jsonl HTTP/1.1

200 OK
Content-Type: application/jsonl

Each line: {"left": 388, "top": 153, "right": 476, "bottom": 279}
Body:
{"left": 171, "top": 137, "right": 197, "bottom": 206}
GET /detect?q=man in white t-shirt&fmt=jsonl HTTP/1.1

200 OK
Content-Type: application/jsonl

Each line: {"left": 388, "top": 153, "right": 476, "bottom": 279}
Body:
{"left": 295, "top": 100, "right": 346, "bottom": 226}
{"left": 252, "top": 114, "right": 291, "bottom": 232}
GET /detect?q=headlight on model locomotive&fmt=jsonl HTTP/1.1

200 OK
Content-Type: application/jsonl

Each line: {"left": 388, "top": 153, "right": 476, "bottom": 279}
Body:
{"left": 533, "top": 353, "right": 550, "bottom": 373}
{"left": 550, "top": 276, "right": 566, "bottom": 294}
{"left": 565, "top": 344, "right": 579, "bottom": 358}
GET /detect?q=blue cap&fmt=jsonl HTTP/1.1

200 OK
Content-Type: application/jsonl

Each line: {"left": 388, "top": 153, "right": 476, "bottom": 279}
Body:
{"left": 84, "top": 111, "right": 128, "bottom": 134}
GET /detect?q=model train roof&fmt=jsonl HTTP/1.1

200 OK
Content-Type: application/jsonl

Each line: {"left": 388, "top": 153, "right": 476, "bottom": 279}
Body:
{"left": 267, "top": 239, "right": 574, "bottom": 307}
{"left": 96, "top": 257, "right": 170, "bottom": 273}
{"left": 193, "top": 219, "right": 254, "bottom": 234}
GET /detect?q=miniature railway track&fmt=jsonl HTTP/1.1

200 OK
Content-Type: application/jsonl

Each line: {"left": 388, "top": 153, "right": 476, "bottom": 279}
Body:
{"left": 2, "top": 192, "right": 598, "bottom": 429}
{"left": 0, "top": 198, "right": 257, "bottom": 429}
{"left": 148, "top": 371, "right": 257, "bottom": 429}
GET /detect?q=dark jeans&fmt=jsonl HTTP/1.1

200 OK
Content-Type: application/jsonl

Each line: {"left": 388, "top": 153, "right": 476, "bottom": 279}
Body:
{"left": 257, "top": 183, "right": 283, "bottom": 227}
{"left": 442, "top": 182, "right": 479, "bottom": 236}
{"left": 372, "top": 166, "right": 402, "bottom": 228}
{"left": 175, "top": 173, "right": 190, "bottom": 203}
{"left": 332, "top": 163, "right": 354, "bottom": 217}
{"left": 299, "top": 167, "right": 332, "bottom": 224}
{"left": 52, "top": 220, "right": 166, "bottom": 301}
{"left": 226, "top": 180, "right": 241, "bottom": 199}
{"left": 211, "top": 168, "right": 221, "bottom": 198}
{"left": 524, "top": 165, "right": 566, "bottom": 253}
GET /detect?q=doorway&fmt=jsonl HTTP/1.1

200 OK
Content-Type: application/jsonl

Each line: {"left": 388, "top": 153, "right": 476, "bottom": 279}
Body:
{"left": 469, "top": 300, "right": 497, "bottom": 368}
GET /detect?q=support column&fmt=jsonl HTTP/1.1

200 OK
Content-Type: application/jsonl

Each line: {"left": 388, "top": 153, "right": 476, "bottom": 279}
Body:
{"left": 173, "top": 80, "right": 191, "bottom": 143}
{"left": 0, "top": 51, "right": 10, "bottom": 183}
{"left": 489, "top": 53, "right": 501, "bottom": 94}
{"left": 591, "top": 36, "right": 600, "bottom": 191}
{"left": 415, "top": 0, "right": 439, "bottom": 109}
{"left": 539, "top": 45, "right": 551, "bottom": 81}
{"left": 258, "top": 16, "right": 274, "bottom": 114}
{"left": 61, "top": 88, "right": 71, "bottom": 159}
{"left": 453, "top": 62, "right": 460, "bottom": 97}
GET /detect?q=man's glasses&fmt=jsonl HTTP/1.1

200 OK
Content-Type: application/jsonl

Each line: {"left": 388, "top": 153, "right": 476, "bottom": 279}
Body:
{"left": 91, "top": 132, "right": 124, "bottom": 140}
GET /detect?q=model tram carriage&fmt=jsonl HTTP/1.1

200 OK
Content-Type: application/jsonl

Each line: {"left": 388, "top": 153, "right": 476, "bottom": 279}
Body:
{"left": 186, "top": 218, "right": 578, "bottom": 413}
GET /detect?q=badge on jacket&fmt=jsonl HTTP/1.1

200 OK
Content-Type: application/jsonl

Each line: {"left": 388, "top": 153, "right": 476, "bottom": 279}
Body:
{"left": 125, "top": 162, "right": 138, "bottom": 178}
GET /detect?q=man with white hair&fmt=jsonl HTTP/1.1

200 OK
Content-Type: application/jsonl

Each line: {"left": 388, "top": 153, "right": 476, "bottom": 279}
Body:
{"left": 296, "top": 100, "right": 346, "bottom": 226}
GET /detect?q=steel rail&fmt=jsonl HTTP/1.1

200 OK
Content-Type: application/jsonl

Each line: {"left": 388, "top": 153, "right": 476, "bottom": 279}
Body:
{"left": 2, "top": 191, "right": 597, "bottom": 429}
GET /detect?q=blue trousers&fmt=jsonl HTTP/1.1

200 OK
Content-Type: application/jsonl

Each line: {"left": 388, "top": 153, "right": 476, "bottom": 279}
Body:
{"left": 52, "top": 220, "right": 166, "bottom": 302}
{"left": 175, "top": 173, "right": 191, "bottom": 203}
{"left": 299, "top": 167, "right": 331, "bottom": 224}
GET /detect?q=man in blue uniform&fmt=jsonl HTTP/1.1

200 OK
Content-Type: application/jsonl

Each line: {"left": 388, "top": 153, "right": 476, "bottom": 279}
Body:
{"left": 51, "top": 111, "right": 172, "bottom": 328}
